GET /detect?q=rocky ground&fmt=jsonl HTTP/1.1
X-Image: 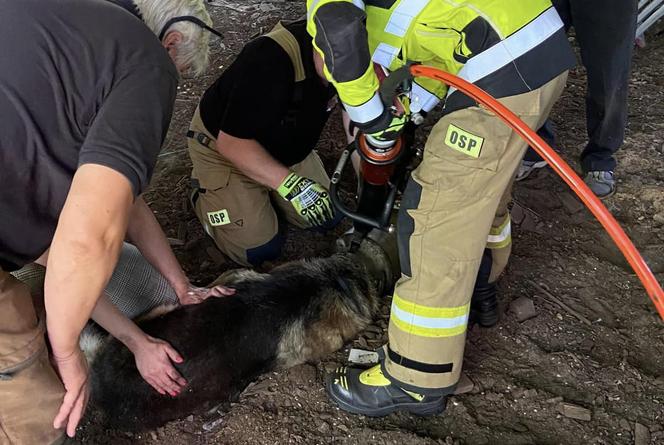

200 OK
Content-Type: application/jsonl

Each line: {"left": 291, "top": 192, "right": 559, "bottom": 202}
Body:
{"left": 74, "top": 3, "right": 664, "bottom": 444}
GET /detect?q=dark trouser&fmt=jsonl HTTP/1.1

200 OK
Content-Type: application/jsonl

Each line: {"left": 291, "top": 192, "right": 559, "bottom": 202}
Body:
{"left": 526, "top": 0, "right": 638, "bottom": 172}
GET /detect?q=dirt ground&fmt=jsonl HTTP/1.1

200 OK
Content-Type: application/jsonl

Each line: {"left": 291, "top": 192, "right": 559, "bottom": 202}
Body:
{"left": 76, "top": 3, "right": 664, "bottom": 444}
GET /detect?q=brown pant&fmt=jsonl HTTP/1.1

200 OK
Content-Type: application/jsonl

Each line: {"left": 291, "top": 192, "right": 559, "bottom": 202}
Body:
{"left": 384, "top": 73, "right": 568, "bottom": 393}
{"left": 188, "top": 107, "right": 330, "bottom": 266}
{"left": 0, "top": 269, "right": 64, "bottom": 445}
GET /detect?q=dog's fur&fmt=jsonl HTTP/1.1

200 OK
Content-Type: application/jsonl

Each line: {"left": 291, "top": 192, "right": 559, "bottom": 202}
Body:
{"left": 87, "top": 240, "right": 396, "bottom": 431}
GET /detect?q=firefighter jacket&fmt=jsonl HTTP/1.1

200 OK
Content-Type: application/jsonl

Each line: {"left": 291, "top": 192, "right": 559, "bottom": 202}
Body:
{"left": 306, "top": 0, "right": 576, "bottom": 129}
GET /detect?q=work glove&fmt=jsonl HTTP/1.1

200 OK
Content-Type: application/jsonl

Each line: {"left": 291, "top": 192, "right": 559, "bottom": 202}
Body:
{"left": 363, "top": 94, "right": 411, "bottom": 147}
{"left": 277, "top": 172, "right": 335, "bottom": 227}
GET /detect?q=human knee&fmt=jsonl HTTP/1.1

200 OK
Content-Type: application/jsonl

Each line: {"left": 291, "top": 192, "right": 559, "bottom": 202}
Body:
{"left": 244, "top": 232, "right": 285, "bottom": 266}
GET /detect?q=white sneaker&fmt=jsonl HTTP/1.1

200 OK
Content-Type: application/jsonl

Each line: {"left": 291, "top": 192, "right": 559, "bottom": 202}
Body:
{"left": 516, "top": 160, "right": 547, "bottom": 181}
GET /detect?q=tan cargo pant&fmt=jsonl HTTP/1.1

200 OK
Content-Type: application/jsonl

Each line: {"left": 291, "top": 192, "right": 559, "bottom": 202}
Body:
{"left": 187, "top": 107, "right": 330, "bottom": 266}
{"left": 384, "top": 73, "right": 568, "bottom": 393}
{"left": 0, "top": 269, "right": 65, "bottom": 445}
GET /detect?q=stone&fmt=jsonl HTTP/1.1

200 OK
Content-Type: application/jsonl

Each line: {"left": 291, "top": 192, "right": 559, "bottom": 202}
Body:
{"left": 619, "top": 418, "right": 631, "bottom": 431}
{"left": 559, "top": 192, "right": 585, "bottom": 214}
{"left": 509, "top": 297, "right": 538, "bottom": 322}
{"left": 186, "top": 415, "right": 194, "bottom": 422}
{"left": 634, "top": 422, "right": 651, "bottom": 445}
{"left": 558, "top": 403, "right": 591, "bottom": 421}
{"left": 654, "top": 212, "right": 664, "bottom": 226}
{"left": 202, "top": 416, "right": 224, "bottom": 433}
{"left": 454, "top": 373, "right": 474, "bottom": 395}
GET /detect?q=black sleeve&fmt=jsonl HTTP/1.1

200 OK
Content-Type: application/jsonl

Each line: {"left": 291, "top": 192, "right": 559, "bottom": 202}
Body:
{"left": 216, "top": 37, "right": 294, "bottom": 140}
{"left": 78, "top": 64, "right": 178, "bottom": 195}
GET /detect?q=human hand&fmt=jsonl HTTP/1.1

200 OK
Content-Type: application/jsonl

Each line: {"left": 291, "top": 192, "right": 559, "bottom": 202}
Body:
{"left": 177, "top": 283, "right": 236, "bottom": 305}
{"left": 133, "top": 335, "right": 187, "bottom": 396}
{"left": 277, "top": 172, "right": 335, "bottom": 227}
{"left": 364, "top": 94, "right": 410, "bottom": 146}
{"left": 51, "top": 348, "right": 90, "bottom": 438}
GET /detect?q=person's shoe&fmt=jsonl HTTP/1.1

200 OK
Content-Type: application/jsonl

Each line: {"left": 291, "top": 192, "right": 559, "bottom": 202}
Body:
{"left": 326, "top": 364, "right": 447, "bottom": 417}
{"left": 515, "top": 160, "right": 547, "bottom": 181}
{"left": 584, "top": 171, "right": 616, "bottom": 199}
{"left": 470, "top": 281, "right": 498, "bottom": 327}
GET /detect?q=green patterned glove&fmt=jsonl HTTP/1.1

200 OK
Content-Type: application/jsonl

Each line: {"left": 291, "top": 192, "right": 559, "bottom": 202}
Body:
{"left": 364, "top": 94, "right": 411, "bottom": 147}
{"left": 277, "top": 172, "right": 334, "bottom": 227}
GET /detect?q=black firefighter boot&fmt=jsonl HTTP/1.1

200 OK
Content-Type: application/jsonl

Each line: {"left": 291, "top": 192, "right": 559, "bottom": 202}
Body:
{"left": 470, "top": 248, "right": 499, "bottom": 327}
{"left": 326, "top": 364, "right": 447, "bottom": 417}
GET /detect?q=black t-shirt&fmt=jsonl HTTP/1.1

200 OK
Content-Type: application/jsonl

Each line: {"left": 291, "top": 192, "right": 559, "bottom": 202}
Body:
{"left": 199, "top": 21, "right": 336, "bottom": 167}
{"left": 0, "top": 0, "right": 178, "bottom": 271}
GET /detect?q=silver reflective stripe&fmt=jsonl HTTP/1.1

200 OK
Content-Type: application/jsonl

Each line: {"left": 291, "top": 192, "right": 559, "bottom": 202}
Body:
{"left": 344, "top": 91, "right": 384, "bottom": 124}
{"left": 410, "top": 81, "right": 440, "bottom": 113}
{"left": 352, "top": 0, "right": 366, "bottom": 10}
{"left": 384, "top": 0, "right": 429, "bottom": 37}
{"left": 306, "top": 0, "right": 321, "bottom": 20}
{"left": 487, "top": 220, "right": 511, "bottom": 244}
{"left": 391, "top": 302, "right": 469, "bottom": 329}
{"left": 372, "top": 42, "right": 400, "bottom": 67}
{"left": 447, "top": 7, "right": 564, "bottom": 96}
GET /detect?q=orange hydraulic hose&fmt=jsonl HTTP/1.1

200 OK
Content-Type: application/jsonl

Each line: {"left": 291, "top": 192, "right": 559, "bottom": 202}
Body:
{"left": 410, "top": 65, "right": 664, "bottom": 321}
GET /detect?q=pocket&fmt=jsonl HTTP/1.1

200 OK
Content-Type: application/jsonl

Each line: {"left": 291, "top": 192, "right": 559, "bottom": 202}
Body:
{"left": 0, "top": 272, "right": 44, "bottom": 373}
{"left": 427, "top": 90, "right": 541, "bottom": 173}
{"left": 193, "top": 165, "right": 231, "bottom": 192}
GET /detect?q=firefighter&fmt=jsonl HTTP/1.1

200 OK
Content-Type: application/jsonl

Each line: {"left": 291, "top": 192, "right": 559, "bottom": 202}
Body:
{"left": 0, "top": 0, "right": 222, "bottom": 441}
{"left": 306, "top": 0, "right": 575, "bottom": 415}
{"left": 187, "top": 19, "right": 342, "bottom": 267}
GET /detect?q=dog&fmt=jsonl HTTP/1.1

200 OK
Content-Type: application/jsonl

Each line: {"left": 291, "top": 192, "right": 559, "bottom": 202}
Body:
{"left": 85, "top": 230, "right": 399, "bottom": 431}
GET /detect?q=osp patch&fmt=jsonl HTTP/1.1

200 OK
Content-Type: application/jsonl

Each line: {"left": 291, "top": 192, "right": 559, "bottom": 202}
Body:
{"left": 207, "top": 209, "right": 231, "bottom": 227}
{"left": 445, "top": 124, "right": 484, "bottom": 158}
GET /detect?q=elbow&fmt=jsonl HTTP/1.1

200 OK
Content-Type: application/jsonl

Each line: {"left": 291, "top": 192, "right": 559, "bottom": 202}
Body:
{"left": 65, "top": 232, "right": 123, "bottom": 265}
{"left": 313, "top": 3, "right": 370, "bottom": 83}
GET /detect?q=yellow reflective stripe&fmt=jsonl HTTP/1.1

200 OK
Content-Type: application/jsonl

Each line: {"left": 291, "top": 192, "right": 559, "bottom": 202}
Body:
{"left": 487, "top": 215, "right": 511, "bottom": 249}
{"left": 392, "top": 316, "right": 467, "bottom": 338}
{"left": 487, "top": 236, "right": 511, "bottom": 250}
{"left": 393, "top": 293, "right": 469, "bottom": 319}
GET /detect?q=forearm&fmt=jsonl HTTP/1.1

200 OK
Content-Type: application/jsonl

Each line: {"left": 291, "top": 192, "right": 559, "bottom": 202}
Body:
{"left": 91, "top": 294, "right": 145, "bottom": 352}
{"left": 216, "top": 132, "right": 289, "bottom": 190}
{"left": 45, "top": 165, "right": 132, "bottom": 358}
{"left": 126, "top": 196, "right": 188, "bottom": 296}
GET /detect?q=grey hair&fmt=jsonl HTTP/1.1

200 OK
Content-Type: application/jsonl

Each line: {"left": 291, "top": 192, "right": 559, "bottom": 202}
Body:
{"left": 134, "top": 0, "right": 213, "bottom": 76}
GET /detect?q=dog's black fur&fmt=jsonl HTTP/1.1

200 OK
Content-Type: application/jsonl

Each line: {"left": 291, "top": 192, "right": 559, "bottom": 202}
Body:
{"left": 89, "top": 247, "right": 393, "bottom": 431}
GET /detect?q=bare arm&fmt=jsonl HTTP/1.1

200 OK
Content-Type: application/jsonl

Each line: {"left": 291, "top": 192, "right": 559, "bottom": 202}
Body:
{"left": 216, "top": 131, "right": 289, "bottom": 190}
{"left": 126, "top": 196, "right": 235, "bottom": 304}
{"left": 91, "top": 295, "right": 186, "bottom": 396}
{"left": 126, "top": 197, "right": 189, "bottom": 297}
{"left": 45, "top": 164, "right": 133, "bottom": 437}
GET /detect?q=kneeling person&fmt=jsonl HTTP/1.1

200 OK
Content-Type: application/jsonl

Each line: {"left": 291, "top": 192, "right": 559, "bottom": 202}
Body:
{"left": 188, "top": 20, "right": 338, "bottom": 266}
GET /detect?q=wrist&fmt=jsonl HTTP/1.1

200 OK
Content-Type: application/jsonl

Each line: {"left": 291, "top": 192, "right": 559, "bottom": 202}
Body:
{"left": 277, "top": 172, "right": 298, "bottom": 198}
{"left": 172, "top": 279, "right": 190, "bottom": 300}
{"left": 121, "top": 331, "right": 148, "bottom": 353}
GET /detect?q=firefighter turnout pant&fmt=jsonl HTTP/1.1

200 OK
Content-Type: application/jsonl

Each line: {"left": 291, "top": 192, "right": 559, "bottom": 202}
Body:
{"left": 383, "top": 72, "right": 568, "bottom": 394}
{"left": 188, "top": 107, "right": 331, "bottom": 267}
{"left": 0, "top": 268, "right": 65, "bottom": 445}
